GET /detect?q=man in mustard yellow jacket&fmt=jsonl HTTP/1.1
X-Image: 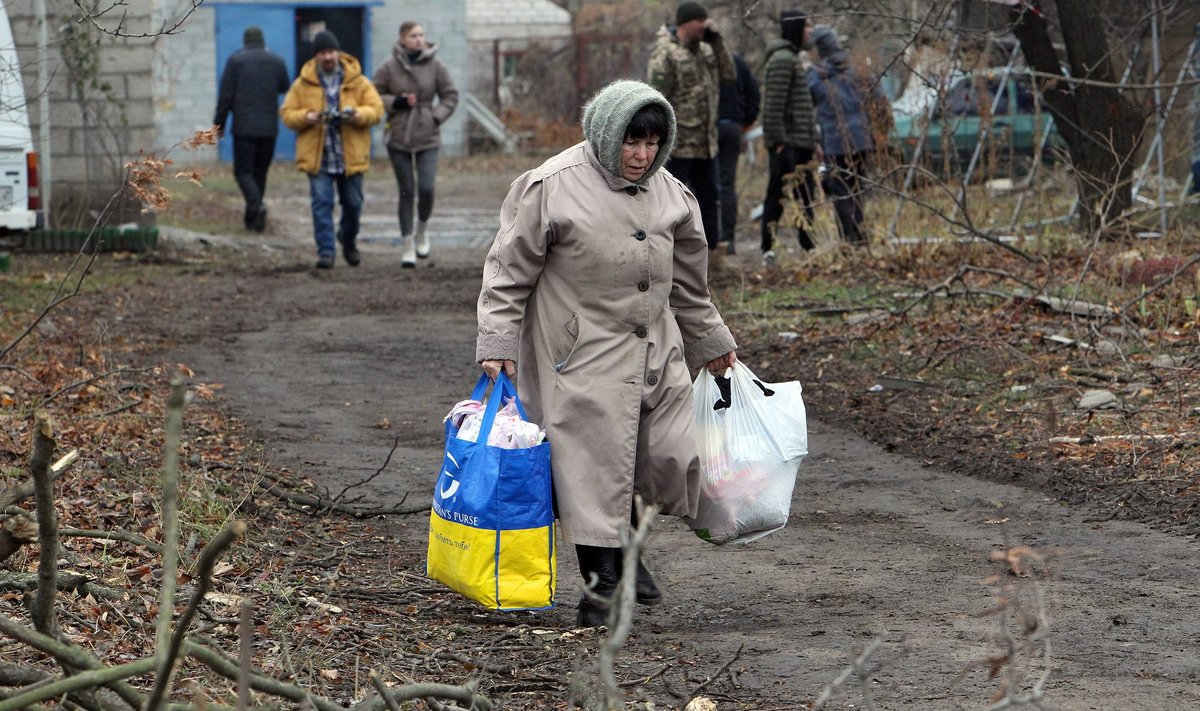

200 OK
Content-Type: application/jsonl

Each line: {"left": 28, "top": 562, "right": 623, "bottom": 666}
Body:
{"left": 281, "top": 31, "right": 384, "bottom": 269}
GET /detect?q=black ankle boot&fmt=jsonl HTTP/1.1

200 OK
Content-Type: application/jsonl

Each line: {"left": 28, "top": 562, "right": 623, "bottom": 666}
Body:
{"left": 617, "top": 553, "right": 662, "bottom": 606}
{"left": 575, "top": 545, "right": 619, "bottom": 627}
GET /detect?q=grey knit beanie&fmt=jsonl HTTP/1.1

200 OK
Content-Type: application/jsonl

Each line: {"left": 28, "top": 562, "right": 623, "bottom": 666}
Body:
{"left": 582, "top": 80, "right": 676, "bottom": 184}
{"left": 812, "top": 26, "right": 842, "bottom": 58}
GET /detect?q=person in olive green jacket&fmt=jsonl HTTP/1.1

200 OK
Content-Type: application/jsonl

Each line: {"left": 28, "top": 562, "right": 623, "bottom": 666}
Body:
{"left": 759, "top": 9, "right": 821, "bottom": 264}
{"left": 281, "top": 31, "right": 383, "bottom": 269}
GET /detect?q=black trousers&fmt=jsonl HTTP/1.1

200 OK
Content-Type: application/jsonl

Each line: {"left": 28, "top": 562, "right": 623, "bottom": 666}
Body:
{"left": 666, "top": 156, "right": 720, "bottom": 250}
{"left": 761, "top": 146, "right": 816, "bottom": 252}
{"left": 824, "top": 152, "right": 869, "bottom": 244}
{"left": 232, "top": 135, "right": 277, "bottom": 227}
{"left": 716, "top": 120, "right": 743, "bottom": 247}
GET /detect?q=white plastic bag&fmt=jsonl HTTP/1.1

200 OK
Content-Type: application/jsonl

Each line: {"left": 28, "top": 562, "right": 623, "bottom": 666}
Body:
{"left": 685, "top": 363, "right": 807, "bottom": 544}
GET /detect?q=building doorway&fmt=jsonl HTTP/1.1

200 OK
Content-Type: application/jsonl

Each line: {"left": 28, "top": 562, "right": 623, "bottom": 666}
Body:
{"left": 295, "top": 7, "right": 368, "bottom": 75}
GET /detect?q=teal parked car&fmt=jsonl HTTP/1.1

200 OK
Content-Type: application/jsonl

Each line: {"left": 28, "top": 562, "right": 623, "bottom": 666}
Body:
{"left": 890, "top": 71, "right": 1063, "bottom": 173}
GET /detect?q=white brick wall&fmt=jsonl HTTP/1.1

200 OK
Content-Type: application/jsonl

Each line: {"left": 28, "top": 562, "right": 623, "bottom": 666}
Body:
{"left": 153, "top": 4, "right": 216, "bottom": 165}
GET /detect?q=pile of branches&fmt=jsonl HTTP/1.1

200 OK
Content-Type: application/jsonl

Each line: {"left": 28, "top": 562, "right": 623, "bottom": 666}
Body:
{"left": 0, "top": 382, "right": 492, "bottom": 711}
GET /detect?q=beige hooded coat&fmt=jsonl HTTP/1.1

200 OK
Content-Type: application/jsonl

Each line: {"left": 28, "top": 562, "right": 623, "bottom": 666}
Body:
{"left": 476, "top": 81, "right": 736, "bottom": 547}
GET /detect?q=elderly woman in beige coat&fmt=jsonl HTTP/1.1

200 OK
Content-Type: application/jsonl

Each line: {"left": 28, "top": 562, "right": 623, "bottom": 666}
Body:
{"left": 372, "top": 21, "right": 458, "bottom": 267}
{"left": 477, "top": 80, "right": 737, "bottom": 627}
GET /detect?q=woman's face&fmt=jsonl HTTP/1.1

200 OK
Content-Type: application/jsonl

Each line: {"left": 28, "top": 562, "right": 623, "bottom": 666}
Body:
{"left": 401, "top": 26, "right": 426, "bottom": 52}
{"left": 621, "top": 135, "right": 660, "bottom": 182}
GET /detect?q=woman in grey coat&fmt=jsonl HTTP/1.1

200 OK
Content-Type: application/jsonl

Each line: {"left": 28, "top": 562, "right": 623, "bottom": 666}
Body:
{"left": 372, "top": 21, "right": 459, "bottom": 267}
{"left": 477, "top": 80, "right": 737, "bottom": 627}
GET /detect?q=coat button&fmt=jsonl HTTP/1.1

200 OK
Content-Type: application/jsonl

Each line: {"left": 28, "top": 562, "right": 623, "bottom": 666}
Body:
{"left": 647, "top": 374, "right": 659, "bottom": 385}
{"left": 625, "top": 186, "right": 638, "bottom": 196}
{"left": 638, "top": 281, "right": 649, "bottom": 291}
{"left": 634, "top": 229, "right": 647, "bottom": 241}
{"left": 635, "top": 326, "right": 648, "bottom": 338}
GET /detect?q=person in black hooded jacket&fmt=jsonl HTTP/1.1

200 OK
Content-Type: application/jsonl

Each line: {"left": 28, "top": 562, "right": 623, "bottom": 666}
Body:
{"left": 214, "top": 26, "right": 290, "bottom": 232}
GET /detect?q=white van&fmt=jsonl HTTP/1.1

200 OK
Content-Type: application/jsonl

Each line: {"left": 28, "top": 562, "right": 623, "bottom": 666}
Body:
{"left": 0, "top": 0, "right": 41, "bottom": 231}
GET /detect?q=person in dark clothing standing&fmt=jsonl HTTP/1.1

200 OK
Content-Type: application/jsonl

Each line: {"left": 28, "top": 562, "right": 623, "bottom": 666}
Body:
{"left": 214, "top": 26, "right": 290, "bottom": 232}
{"left": 716, "top": 52, "right": 760, "bottom": 254}
{"left": 647, "top": 1, "right": 735, "bottom": 254}
{"left": 809, "top": 26, "right": 883, "bottom": 245}
{"left": 759, "top": 9, "right": 820, "bottom": 265}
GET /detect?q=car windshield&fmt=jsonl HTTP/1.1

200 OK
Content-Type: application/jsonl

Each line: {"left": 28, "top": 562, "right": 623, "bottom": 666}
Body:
{"left": 940, "top": 76, "right": 1008, "bottom": 117}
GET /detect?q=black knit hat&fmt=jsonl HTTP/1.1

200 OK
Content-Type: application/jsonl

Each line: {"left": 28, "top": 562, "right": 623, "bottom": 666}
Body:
{"left": 243, "top": 26, "right": 264, "bottom": 48}
{"left": 780, "top": 9, "right": 807, "bottom": 47}
{"left": 676, "top": 1, "right": 707, "bottom": 25}
{"left": 312, "top": 30, "right": 340, "bottom": 54}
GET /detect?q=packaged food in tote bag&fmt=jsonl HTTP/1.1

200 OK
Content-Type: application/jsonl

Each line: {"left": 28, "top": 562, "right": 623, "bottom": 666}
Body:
{"left": 685, "top": 363, "right": 808, "bottom": 544}
{"left": 426, "top": 372, "right": 556, "bottom": 610}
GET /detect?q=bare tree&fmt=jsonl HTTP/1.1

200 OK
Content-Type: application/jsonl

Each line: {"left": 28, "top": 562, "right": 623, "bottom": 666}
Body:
{"left": 1007, "top": 0, "right": 1145, "bottom": 235}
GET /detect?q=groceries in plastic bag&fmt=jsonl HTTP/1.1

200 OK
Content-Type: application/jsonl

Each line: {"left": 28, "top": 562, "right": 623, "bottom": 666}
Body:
{"left": 685, "top": 363, "right": 807, "bottom": 544}
{"left": 445, "top": 396, "right": 546, "bottom": 449}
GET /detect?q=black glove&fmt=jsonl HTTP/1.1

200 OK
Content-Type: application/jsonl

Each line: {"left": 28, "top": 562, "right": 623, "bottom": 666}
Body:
{"left": 392, "top": 93, "right": 412, "bottom": 111}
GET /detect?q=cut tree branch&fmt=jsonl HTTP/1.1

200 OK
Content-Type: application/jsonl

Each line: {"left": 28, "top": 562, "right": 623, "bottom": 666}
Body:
{"left": 145, "top": 521, "right": 246, "bottom": 711}
{"left": 0, "top": 513, "right": 37, "bottom": 563}
{"left": 598, "top": 497, "right": 659, "bottom": 707}
{"left": 0, "top": 615, "right": 146, "bottom": 709}
{"left": 0, "top": 449, "right": 80, "bottom": 509}
{"left": 150, "top": 378, "right": 187, "bottom": 709}
{"left": 0, "top": 657, "right": 156, "bottom": 711}
{"left": 29, "top": 413, "right": 59, "bottom": 639}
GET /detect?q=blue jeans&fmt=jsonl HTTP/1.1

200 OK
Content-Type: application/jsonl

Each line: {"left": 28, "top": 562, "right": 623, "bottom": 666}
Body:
{"left": 387, "top": 147, "right": 440, "bottom": 235}
{"left": 308, "top": 171, "right": 364, "bottom": 257}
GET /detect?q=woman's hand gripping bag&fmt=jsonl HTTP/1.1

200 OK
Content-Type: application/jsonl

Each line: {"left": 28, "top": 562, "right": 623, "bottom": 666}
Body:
{"left": 685, "top": 363, "right": 808, "bottom": 544}
{"left": 426, "top": 373, "right": 556, "bottom": 610}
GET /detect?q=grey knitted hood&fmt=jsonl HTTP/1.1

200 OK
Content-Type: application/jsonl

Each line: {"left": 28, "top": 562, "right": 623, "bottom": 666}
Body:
{"left": 581, "top": 80, "right": 676, "bottom": 184}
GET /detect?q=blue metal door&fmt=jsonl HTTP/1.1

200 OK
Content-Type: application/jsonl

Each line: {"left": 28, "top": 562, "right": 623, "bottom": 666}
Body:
{"left": 215, "top": 4, "right": 297, "bottom": 161}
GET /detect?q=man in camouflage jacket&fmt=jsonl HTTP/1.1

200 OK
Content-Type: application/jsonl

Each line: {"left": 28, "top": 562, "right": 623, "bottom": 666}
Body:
{"left": 760, "top": 9, "right": 821, "bottom": 262}
{"left": 648, "top": 1, "right": 734, "bottom": 252}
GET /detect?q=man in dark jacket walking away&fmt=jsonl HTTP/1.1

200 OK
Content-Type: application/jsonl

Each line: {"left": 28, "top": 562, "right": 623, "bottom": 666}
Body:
{"left": 716, "top": 52, "right": 760, "bottom": 254}
{"left": 214, "top": 27, "right": 290, "bottom": 232}
{"left": 759, "top": 9, "right": 820, "bottom": 265}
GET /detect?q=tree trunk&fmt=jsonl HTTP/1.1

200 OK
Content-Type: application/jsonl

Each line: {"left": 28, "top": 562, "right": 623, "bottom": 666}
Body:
{"left": 1010, "top": 0, "right": 1145, "bottom": 235}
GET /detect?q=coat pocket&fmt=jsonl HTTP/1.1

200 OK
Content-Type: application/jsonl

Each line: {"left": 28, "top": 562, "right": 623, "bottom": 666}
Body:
{"left": 553, "top": 314, "right": 581, "bottom": 372}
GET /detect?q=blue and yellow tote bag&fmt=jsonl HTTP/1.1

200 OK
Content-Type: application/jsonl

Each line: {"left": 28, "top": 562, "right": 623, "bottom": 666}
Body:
{"left": 426, "top": 373, "right": 556, "bottom": 610}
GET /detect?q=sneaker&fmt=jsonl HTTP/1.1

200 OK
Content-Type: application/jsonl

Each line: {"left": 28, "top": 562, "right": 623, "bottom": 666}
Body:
{"left": 315, "top": 254, "right": 334, "bottom": 269}
{"left": 343, "top": 244, "right": 361, "bottom": 267}
{"left": 762, "top": 249, "right": 777, "bottom": 267}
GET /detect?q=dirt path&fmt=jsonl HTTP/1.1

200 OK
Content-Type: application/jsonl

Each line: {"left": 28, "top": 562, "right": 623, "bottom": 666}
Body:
{"left": 148, "top": 166, "right": 1200, "bottom": 709}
